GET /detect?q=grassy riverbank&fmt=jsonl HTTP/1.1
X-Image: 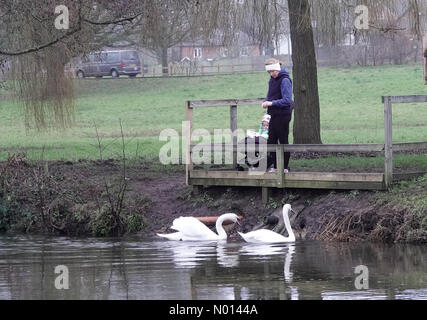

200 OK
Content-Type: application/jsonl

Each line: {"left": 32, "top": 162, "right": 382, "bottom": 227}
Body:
{"left": 1, "top": 64, "right": 426, "bottom": 163}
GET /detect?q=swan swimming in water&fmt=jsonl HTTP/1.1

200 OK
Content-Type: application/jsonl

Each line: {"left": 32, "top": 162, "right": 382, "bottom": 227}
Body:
{"left": 157, "top": 213, "right": 240, "bottom": 241}
{"left": 238, "top": 204, "right": 296, "bottom": 243}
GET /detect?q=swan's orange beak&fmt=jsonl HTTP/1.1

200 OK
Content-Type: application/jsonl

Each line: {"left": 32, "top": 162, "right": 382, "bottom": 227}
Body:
{"left": 236, "top": 216, "right": 242, "bottom": 225}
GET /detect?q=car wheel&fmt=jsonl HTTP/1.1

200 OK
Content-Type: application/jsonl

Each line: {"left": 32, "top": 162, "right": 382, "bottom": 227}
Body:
{"left": 77, "top": 70, "right": 85, "bottom": 78}
{"left": 111, "top": 70, "right": 119, "bottom": 78}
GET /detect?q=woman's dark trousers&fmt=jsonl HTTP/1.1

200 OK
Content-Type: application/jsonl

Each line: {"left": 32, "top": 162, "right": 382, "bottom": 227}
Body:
{"left": 267, "top": 114, "right": 291, "bottom": 170}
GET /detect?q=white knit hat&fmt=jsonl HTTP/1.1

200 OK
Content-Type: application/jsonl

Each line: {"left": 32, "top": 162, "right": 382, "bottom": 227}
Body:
{"left": 265, "top": 63, "right": 281, "bottom": 72}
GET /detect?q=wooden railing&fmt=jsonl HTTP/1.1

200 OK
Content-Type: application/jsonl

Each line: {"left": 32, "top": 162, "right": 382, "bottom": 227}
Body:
{"left": 186, "top": 95, "right": 427, "bottom": 189}
{"left": 382, "top": 94, "right": 427, "bottom": 188}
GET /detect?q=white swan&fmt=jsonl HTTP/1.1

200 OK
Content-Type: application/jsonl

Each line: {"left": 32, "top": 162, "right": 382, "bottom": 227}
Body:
{"left": 157, "top": 213, "right": 240, "bottom": 241}
{"left": 238, "top": 204, "right": 296, "bottom": 243}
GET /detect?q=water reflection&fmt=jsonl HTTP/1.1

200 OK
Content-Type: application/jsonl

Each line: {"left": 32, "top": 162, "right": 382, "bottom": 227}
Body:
{"left": 239, "top": 243, "right": 288, "bottom": 257}
{"left": 284, "top": 244, "right": 295, "bottom": 283}
{"left": 162, "top": 241, "right": 214, "bottom": 268}
{"left": 0, "top": 236, "right": 426, "bottom": 300}
{"left": 322, "top": 289, "right": 388, "bottom": 300}
{"left": 216, "top": 241, "right": 239, "bottom": 268}
{"left": 395, "top": 289, "right": 427, "bottom": 300}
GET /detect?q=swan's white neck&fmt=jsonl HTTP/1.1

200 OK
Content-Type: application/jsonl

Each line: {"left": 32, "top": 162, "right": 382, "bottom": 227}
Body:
{"left": 283, "top": 207, "right": 295, "bottom": 241}
{"left": 215, "top": 215, "right": 230, "bottom": 239}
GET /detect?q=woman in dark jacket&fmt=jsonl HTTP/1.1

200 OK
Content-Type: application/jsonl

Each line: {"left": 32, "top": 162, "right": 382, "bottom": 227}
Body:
{"left": 262, "top": 58, "right": 294, "bottom": 173}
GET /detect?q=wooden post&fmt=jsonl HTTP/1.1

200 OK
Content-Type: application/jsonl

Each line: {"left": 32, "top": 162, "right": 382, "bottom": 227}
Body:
{"left": 262, "top": 187, "right": 270, "bottom": 205}
{"left": 230, "top": 105, "right": 238, "bottom": 169}
{"left": 192, "top": 185, "right": 200, "bottom": 195}
{"left": 276, "top": 145, "right": 284, "bottom": 187}
{"left": 383, "top": 96, "right": 393, "bottom": 189}
{"left": 185, "top": 101, "right": 193, "bottom": 185}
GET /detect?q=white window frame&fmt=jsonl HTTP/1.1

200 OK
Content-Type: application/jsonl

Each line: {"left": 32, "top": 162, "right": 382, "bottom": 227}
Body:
{"left": 240, "top": 46, "right": 249, "bottom": 56}
{"left": 220, "top": 47, "right": 228, "bottom": 57}
{"left": 194, "top": 47, "right": 202, "bottom": 58}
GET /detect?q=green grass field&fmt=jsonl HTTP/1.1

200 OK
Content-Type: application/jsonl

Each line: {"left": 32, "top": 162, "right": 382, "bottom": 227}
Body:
{"left": 0, "top": 64, "right": 426, "bottom": 170}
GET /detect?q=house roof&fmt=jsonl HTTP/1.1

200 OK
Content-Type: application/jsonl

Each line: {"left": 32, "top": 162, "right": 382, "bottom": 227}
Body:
{"left": 176, "top": 31, "right": 258, "bottom": 47}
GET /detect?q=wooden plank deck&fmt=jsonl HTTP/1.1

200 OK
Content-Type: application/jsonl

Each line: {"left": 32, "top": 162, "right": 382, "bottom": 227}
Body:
{"left": 188, "top": 170, "right": 386, "bottom": 190}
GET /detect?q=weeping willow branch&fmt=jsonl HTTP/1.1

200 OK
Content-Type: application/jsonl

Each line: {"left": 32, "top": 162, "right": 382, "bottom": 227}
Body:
{"left": 0, "top": 27, "right": 82, "bottom": 57}
{"left": 0, "top": 0, "right": 146, "bottom": 131}
{"left": 11, "top": 45, "right": 75, "bottom": 131}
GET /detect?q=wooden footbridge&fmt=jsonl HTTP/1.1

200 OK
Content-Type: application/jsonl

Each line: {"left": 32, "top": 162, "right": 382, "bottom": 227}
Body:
{"left": 185, "top": 95, "right": 427, "bottom": 203}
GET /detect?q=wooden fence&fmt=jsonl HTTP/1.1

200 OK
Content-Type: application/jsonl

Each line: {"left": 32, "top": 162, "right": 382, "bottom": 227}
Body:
{"left": 148, "top": 63, "right": 266, "bottom": 77}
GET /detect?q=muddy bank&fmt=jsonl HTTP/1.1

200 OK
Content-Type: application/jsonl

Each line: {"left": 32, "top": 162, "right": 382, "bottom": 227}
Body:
{"left": 0, "top": 156, "right": 426, "bottom": 242}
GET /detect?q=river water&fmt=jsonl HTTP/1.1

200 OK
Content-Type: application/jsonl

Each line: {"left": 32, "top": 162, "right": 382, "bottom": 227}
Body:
{"left": 0, "top": 236, "right": 426, "bottom": 300}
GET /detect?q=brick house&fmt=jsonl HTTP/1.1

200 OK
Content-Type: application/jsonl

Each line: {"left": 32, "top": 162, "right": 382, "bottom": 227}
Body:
{"left": 171, "top": 39, "right": 261, "bottom": 62}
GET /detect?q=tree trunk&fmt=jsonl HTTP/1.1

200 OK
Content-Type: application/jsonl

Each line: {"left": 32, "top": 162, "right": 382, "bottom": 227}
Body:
{"left": 161, "top": 47, "right": 169, "bottom": 77}
{"left": 265, "top": 42, "right": 275, "bottom": 56}
{"left": 288, "top": 0, "right": 322, "bottom": 144}
{"left": 423, "top": 35, "right": 427, "bottom": 85}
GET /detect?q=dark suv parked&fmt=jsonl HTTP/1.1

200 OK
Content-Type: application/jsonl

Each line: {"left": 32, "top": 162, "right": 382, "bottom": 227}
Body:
{"left": 76, "top": 50, "right": 142, "bottom": 78}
